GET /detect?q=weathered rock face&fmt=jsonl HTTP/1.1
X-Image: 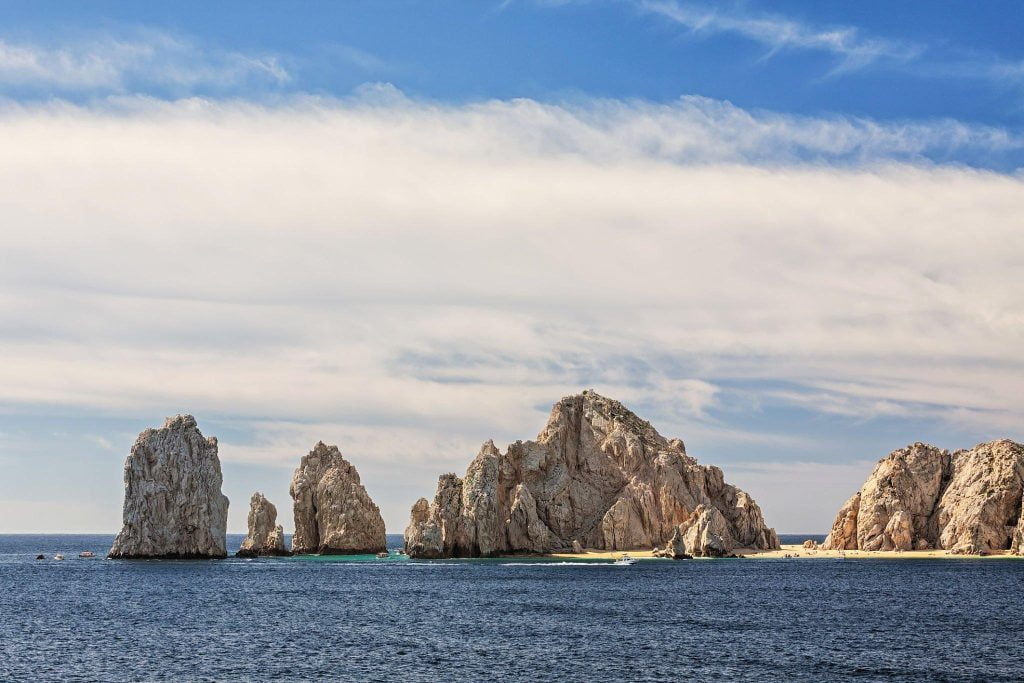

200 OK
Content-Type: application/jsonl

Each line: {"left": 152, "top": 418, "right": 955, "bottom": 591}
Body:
{"left": 237, "top": 492, "right": 290, "bottom": 557}
{"left": 822, "top": 492, "right": 860, "bottom": 550}
{"left": 1013, "top": 499, "right": 1024, "bottom": 555}
{"left": 403, "top": 497, "right": 442, "bottom": 559}
{"left": 404, "top": 391, "right": 779, "bottom": 558}
{"left": 109, "top": 415, "right": 229, "bottom": 559}
{"left": 823, "top": 439, "right": 1024, "bottom": 554}
{"left": 290, "top": 442, "right": 387, "bottom": 555}
{"left": 663, "top": 504, "right": 735, "bottom": 558}
{"left": 936, "top": 440, "right": 1024, "bottom": 554}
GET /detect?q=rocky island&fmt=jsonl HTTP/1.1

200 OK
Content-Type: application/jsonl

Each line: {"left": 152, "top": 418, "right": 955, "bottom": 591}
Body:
{"left": 108, "top": 415, "right": 229, "bottom": 559}
{"left": 404, "top": 391, "right": 779, "bottom": 558}
{"left": 822, "top": 439, "right": 1024, "bottom": 555}
{"left": 237, "top": 492, "right": 290, "bottom": 557}
{"left": 290, "top": 442, "right": 387, "bottom": 555}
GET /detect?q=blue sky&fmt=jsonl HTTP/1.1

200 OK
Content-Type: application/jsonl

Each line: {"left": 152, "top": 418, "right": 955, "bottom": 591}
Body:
{"left": 0, "top": 1, "right": 1022, "bottom": 534}
{"left": 2, "top": 1, "right": 1023, "bottom": 130}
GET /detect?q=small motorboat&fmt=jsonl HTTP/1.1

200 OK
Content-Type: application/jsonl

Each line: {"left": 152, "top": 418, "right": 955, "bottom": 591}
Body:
{"left": 376, "top": 551, "right": 389, "bottom": 559}
{"left": 612, "top": 554, "right": 637, "bottom": 566}
{"left": 78, "top": 551, "right": 96, "bottom": 558}
{"left": 53, "top": 554, "right": 65, "bottom": 561}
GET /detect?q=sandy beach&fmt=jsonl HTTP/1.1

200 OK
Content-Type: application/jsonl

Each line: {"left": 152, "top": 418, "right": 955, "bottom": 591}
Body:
{"left": 549, "top": 545, "right": 1021, "bottom": 560}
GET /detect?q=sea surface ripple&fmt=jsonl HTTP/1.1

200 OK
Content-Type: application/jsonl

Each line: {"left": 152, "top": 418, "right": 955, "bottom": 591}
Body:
{"left": 2, "top": 534, "right": 1022, "bottom": 682}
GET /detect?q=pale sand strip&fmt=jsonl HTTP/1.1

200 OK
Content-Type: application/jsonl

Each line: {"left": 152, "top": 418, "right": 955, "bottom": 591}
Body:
{"left": 548, "top": 544, "right": 1021, "bottom": 560}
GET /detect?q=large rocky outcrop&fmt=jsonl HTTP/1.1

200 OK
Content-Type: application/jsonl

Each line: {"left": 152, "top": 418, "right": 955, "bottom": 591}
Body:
{"left": 404, "top": 391, "right": 779, "bottom": 558}
{"left": 822, "top": 439, "right": 1024, "bottom": 554}
{"left": 109, "top": 415, "right": 229, "bottom": 559}
{"left": 237, "top": 492, "right": 290, "bottom": 557}
{"left": 290, "top": 442, "right": 387, "bottom": 555}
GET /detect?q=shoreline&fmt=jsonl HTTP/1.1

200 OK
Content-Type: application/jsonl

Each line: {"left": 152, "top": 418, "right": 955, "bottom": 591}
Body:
{"left": 546, "top": 544, "right": 1022, "bottom": 560}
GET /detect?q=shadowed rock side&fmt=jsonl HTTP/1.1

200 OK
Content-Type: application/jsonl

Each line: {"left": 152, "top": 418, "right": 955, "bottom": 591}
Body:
{"left": 404, "top": 391, "right": 779, "bottom": 558}
{"left": 108, "top": 415, "right": 229, "bottom": 559}
{"left": 290, "top": 442, "right": 387, "bottom": 555}
{"left": 822, "top": 440, "right": 1024, "bottom": 554}
{"left": 237, "top": 492, "right": 290, "bottom": 557}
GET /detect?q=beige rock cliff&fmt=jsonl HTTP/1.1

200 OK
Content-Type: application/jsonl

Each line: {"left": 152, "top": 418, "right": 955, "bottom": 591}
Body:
{"left": 109, "top": 415, "right": 229, "bottom": 559}
{"left": 290, "top": 442, "right": 387, "bottom": 555}
{"left": 405, "top": 391, "right": 779, "bottom": 558}
{"left": 823, "top": 439, "right": 1024, "bottom": 554}
{"left": 662, "top": 504, "right": 736, "bottom": 557}
{"left": 237, "top": 492, "right": 290, "bottom": 557}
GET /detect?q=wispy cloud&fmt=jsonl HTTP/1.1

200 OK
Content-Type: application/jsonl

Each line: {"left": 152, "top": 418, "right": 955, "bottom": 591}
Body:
{"left": 0, "top": 30, "right": 288, "bottom": 93}
{"left": 638, "top": 0, "right": 920, "bottom": 73}
{"left": 626, "top": 1, "right": 1024, "bottom": 88}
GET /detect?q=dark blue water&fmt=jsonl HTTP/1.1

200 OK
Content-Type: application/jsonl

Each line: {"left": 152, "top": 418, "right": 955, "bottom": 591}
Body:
{"left": 2, "top": 534, "right": 1022, "bottom": 681}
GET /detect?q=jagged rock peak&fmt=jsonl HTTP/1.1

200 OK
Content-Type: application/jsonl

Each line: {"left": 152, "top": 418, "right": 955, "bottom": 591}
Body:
{"left": 822, "top": 439, "right": 1024, "bottom": 555}
{"left": 237, "top": 492, "right": 290, "bottom": 557}
{"left": 109, "top": 414, "right": 229, "bottom": 559}
{"left": 290, "top": 442, "right": 387, "bottom": 555}
{"left": 538, "top": 390, "right": 688, "bottom": 459}
{"left": 405, "top": 391, "right": 778, "bottom": 558}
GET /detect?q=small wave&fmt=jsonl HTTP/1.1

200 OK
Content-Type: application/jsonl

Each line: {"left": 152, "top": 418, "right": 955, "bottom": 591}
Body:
{"left": 498, "top": 561, "right": 616, "bottom": 567}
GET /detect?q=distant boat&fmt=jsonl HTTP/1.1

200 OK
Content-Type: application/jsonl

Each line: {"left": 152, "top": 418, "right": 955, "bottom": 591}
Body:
{"left": 376, "top": 551, "right": 389, "bottom": 559}
{"left": 53, "top": 554, "right": 65, "bottom": 561}
{"left": 612, "top": 554, "right": 636, "bottom": 566}
{"left": 78, "top": 551, "right": 96, "bottom": 558}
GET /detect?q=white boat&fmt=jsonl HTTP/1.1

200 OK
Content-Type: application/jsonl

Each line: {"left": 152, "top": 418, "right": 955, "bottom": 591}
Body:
{"left": 53, "top": 554, "right": 65, "bottom": 561}
{"left": 79, "top": 551, "right": 96, "bottom": 558}
{"left": 612, "top": 554, "right": 636, "bottom": 566}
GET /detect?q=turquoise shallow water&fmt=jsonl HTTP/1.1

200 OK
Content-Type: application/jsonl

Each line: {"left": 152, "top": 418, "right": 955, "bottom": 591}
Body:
{"left": 2, "top": 533, "right": 1022, "bottom": 681}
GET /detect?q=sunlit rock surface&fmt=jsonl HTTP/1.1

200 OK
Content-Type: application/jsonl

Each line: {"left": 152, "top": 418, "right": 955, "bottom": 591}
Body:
{"left": 405, "top": 391, "right": 779, "bottom": 558}
{"left": 290, "top": 442, "right": 387, "bottom": 555}
{"left": 109, "top": 415, "right": 229, "bottom": 559}
{"left": 823, "top": 440, "right": 1024, "bottom": 554}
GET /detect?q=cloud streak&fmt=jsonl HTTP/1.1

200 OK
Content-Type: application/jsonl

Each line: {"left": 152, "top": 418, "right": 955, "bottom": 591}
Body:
{"left": 0, "top": 30, "right": 288, "bottom": 93}
{"left": 638, "top": 0, "right": 919, "bottom": 72}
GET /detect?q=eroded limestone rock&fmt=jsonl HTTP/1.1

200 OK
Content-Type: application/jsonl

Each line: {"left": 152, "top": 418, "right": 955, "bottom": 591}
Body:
{"left": 1012, "top": 498, "right": 1024, "bottom": 555}
{"left": 405, "top": 391, "right": 779, "bottom": 558}
{"left": 109, "top": 415, "right": 229, "bottom": 559}
{"left": 237, "top": 492, "right": 290, "bottom": 557}
{"left": 290, "top": 442, "right": 386, "bottom": 555}
{"left": 664, "top": 504, "right": 735, "bottom": 558}
{"left": 823, "top": 439, "right": 1024, "bottom": 554}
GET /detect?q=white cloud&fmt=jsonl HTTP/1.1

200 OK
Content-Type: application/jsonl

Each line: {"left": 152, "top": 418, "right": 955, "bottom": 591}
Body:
{"left": 0, "top": 92, "right": 1022, "bottom": 532}
{"left": 0, "top": 30, "right": 288, "bottom": 93}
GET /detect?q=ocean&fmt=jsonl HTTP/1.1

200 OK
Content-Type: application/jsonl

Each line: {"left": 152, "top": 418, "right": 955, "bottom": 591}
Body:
{"left": 2, "top": 533, "right": 1022, "bottom": 681}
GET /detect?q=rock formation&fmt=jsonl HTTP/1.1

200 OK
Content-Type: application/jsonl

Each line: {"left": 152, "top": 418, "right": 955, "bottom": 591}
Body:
{"left": 290, "top": 441, "right": 387, "bottom": 555}
{"left": 660, "top": 504, "right": 736, "bottom": 558}
{"left": 108, "top": 415, "right": 229, "bottom": 559}
{"left": 404, "top": 391, "right": 779, "bottom": 558}
{"left": 1013, "top": 500, "right": 1024, "bottom": 555}
{"left": 822, "top": 439, "right": 1024, "bottom": 554}
{"left": 237, "top": 492, "right": 290, "bottom": 557}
